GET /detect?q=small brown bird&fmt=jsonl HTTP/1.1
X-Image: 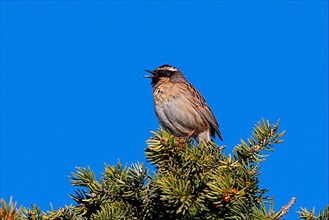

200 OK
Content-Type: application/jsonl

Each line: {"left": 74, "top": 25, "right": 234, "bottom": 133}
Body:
{"left": 145, "top": 64, "right": 223, "bottom": 142}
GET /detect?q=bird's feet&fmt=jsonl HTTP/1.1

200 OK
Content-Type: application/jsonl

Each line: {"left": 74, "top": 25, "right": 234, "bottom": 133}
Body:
{"left": 185, "top": 130, "right": 196, "bottom": 139}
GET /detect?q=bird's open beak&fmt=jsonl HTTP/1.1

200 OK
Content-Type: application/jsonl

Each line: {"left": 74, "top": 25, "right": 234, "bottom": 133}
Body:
{"left": 144, "top": 70, "right": 154, "bottom": 78}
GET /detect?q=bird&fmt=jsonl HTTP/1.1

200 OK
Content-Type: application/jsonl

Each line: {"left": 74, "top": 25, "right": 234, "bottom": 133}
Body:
{"left": 145, "top": 64, "right": 223, "bottom": 143}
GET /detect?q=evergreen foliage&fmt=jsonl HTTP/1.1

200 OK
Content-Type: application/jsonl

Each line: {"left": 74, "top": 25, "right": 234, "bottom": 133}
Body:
{"left": 1, "top": 119, "right": 328, "bottom": 219}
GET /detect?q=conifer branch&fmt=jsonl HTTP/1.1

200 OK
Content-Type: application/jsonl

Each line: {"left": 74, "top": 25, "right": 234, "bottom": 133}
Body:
{"left": 1, "top": 118, "right": 326, "bottom": 220}
{"left": 232, "top": 118, "right": 285, "bottom": 163}
{"left": 297, "top": 205, "right": 329, "bottom": 220}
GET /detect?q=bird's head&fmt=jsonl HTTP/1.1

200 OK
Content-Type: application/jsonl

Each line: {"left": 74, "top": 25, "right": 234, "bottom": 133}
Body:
{"left": 144, "top": 64, "right": 185, "bottom": 86}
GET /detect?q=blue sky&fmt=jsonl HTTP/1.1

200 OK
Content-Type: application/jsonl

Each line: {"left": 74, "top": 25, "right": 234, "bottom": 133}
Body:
{"left": 1, "top": 1, "right": 328, "bottom": 218}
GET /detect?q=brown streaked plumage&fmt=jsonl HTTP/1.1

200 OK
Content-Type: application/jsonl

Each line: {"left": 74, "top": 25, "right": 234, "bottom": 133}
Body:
{"left": 145, "top": 64, "right": 223, "bottom": 142}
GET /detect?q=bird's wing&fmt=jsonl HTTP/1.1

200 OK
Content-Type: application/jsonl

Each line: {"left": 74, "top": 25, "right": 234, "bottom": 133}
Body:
{"left": 196, "top": 102, "right": 223, "bottom": 141}
{"left": 182, "top": 82, "right": 223, "bottom": 141}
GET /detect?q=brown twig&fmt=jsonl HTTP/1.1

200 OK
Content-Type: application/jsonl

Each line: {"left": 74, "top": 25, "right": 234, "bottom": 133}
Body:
{"left": 274, "top": 197, "right": 297, "bottom": 220}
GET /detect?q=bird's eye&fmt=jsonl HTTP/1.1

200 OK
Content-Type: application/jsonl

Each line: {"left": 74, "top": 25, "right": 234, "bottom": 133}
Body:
{"left": 166, "top": 72, "right": 173, "bottom": 77}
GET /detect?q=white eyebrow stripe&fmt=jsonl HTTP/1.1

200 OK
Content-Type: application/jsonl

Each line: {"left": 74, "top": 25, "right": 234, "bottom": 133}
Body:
{"left": 167, "top": 66, "right": 178, "bottom": 71}
{"left": 158, "top": 66, "right": 179, "bottom": 71}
